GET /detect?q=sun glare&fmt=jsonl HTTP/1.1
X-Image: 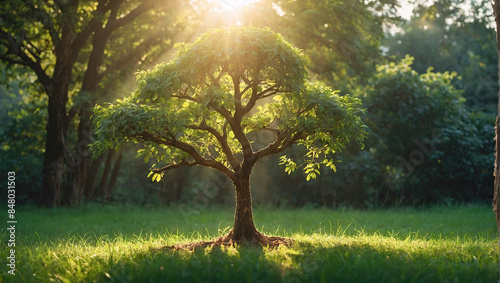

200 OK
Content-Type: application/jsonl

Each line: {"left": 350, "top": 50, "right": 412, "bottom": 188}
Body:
{"left": 211, "top": 0, "right": 258, "bottom": 11}
{"left": 208, "top": 0, "right": 260, "bottom": 25}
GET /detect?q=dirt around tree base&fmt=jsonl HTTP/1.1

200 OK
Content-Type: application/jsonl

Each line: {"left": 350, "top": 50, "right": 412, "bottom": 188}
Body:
{"left": 157, "top": 231, "right": 294, "bottom": 251}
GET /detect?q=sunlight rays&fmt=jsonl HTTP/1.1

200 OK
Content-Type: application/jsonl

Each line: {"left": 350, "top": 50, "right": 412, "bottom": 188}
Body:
{"left": 207, "top": 0, "right": 261, "bottom": 25}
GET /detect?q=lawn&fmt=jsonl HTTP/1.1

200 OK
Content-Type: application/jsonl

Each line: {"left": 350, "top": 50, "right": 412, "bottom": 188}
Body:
{"left": 1, "top": 204, "right": 498, "bottom": 282}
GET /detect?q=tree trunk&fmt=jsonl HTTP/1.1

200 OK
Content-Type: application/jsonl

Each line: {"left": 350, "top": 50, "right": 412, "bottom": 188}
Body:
{"left": 493, "top": 0, "right": 500, "bottom": 280}
{"left": 40, "top": 9, "right": 76, "bottom": 207}
{"left": 105, "top": 148, "right": 124, "bottom": 200}
{"left": 227, "top": 173, "right": 262, "bottom": 244}
{"left": 41, "top": 97, "right": 67, "bottom": 207}
{"left": 41, "top": 82, "right": 70, "bottom": 207}
{"left": 69, "top": 108, "right": 93, "bottom": 204}
{"left": 83, "top": 153, "right": 105, "bottom": 200}
{"left": 98, "top": 149, "right": 115, "bottom": 198}
{"left": 69, "top": 25, "right": 112, "bottom": 203}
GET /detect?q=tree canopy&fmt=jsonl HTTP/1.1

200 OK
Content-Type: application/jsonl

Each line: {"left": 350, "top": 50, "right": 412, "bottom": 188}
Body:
{"left": 92, "top": 26, "right": 366, "bottom": 183}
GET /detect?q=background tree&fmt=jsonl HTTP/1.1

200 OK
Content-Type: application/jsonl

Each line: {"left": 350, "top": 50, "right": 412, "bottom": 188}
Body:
{"left": 92, "top": 26, "right": 366, "bottom": 245}
{"left": 384, "top": 0, "right": 496, "bottom": 112}
{"left": 353, "top": 57, "right": 491, "bottom": 206}
{"left": 0, "top": 0, "right": 191, "bottom": 206}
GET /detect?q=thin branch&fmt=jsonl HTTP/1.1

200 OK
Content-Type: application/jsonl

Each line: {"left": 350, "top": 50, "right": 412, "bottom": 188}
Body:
{"left": 172, "top": 92, "right": 199, "bottom": 103}
{"left": 186, "top": 121, "right": 241, "bottom": 171}
{"left": 0, "top": 55, "right": 27, "bottom": 66}
{"left": 241, "top": 73, "right": 251, "bottom": 85}
{"left": 152, "top": 159, "right": 197, "bottom": 173}
{"left": 222, "top": 120, "right": 229, "bottom": 139}
{"left": 24, "top": 37, "right": 42, "bottom": 58}
{"left": 215, "top": 64, "right": 228, "bottom": 82}
{"left": 232, "top": 74, "right": 244, "bottom": 116}
{"left": 208, "top": 73, "right": 220, "bottom": 87}
{"left": 260, "top": 89, "right": 279, "bottom": 99}
{"left": 0, "top": 31, "right": 52, "bottom": 92}
{"left": 251, "top": 130, "right": 304, "bottom": 165}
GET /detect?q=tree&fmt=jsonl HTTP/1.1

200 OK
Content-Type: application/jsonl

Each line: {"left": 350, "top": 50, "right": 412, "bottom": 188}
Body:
{"left": 352, "top": 57, "right": 491, "bottom": 206}
{"left": 92, "top": 26, "right": 366, "bottom": 246}
{"left": 492, "top": 0, "right": 500, "bottom": 279}
{"left": 384, "top": 0, "right": 497, "bottom": 113}
{"left": 0, "top": 0, "right": 189, "bottom": 206}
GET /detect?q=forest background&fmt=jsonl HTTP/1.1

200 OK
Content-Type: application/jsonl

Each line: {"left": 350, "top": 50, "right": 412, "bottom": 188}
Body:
{"left": 0, "top": 0, "right": 496, "bottom": 209}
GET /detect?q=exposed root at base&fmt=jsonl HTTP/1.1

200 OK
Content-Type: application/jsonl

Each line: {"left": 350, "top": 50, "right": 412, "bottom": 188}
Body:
{"left": 154, "top": 232, "right": 294, "bottom": 251}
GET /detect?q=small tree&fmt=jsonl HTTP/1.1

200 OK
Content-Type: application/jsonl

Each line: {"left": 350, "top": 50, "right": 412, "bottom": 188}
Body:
{"left": 92, "top": 26, "right": 365, "bottom": 246}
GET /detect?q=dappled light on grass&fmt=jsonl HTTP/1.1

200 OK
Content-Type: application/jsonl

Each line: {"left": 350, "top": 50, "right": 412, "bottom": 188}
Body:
{"left": 2, "top": 205, "right": 497, "bottom": 282}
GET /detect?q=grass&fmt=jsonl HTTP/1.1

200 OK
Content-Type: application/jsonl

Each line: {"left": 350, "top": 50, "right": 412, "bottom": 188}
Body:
{"left": 1, "top": 204, "right": 498, "bottom": 282}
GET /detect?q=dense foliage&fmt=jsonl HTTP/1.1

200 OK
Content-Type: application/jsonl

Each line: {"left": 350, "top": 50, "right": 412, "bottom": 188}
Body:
{"left": 0, "top": 0, "right": 495, "bottom": 208}
{"left": 0, "top": 67, "right": 46, "bottom": 203}
{"left": 326, "top": 57, "right": 493, "bottom": 206}
{"left": 92, "top": 26, "right": 366, "bottom": 185}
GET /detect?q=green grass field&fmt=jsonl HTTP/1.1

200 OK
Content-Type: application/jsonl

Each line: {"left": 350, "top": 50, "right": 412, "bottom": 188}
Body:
{"left": 1, "top": 204, "right": 498, "bottom": 282}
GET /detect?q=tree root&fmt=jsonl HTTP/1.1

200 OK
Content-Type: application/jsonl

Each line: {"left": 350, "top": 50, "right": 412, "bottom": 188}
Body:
{"left": 155, "top": 231, "right": 294, "bottom": 251}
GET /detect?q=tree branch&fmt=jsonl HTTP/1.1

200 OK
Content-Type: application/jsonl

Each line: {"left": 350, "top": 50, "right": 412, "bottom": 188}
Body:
{"left": 104, "top": 0, "right": 156, "bottom": 33}
{"left": 186, "top": 121, "right": 241, "bottom": 171}
{"left": 251, "top": 130, "right": 304, "bottom": 165}
{"left": 172, "top": 89, "right": 200, "bottom": 103}
{"left": 0, "top": 30, "right": 53, "bottom": 93}
{"left": 242, "top": 85, "right": 279, "bottom": 114}
{"left": 152, "top": 159, "right": 197, "bottom": 173}
{"left": 70, "top": 0, "right": 109, "bottom": 58}
{"left": 212, "top": 103, "right": 254, "bottom": 160}
{"left": 232, "top": 74, "right": 244, "bottom": 119}
{"left": 138, "top": 131, "right": 236, "bottom": 180}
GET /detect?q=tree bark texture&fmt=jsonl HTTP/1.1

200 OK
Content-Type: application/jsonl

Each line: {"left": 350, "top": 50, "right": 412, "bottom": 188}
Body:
{"left": 228, "top": 172, "right": 262, "bottom": 244}
{"left": 41, "top": 45, "right": 73, "bottom": 206}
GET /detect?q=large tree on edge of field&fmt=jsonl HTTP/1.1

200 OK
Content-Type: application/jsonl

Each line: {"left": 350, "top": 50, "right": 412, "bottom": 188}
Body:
{"left": 91, "top": 27, "right": 366, "bottom": 246}
{"left": 493, "top": 0, "right": 500, "bottom": 278}
{"left": 0, "top": 0, "right": 188, "bottom": 206}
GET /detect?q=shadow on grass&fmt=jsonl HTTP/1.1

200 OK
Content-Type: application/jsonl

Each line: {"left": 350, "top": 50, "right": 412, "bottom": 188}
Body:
{"left": 95, "top": 238, "right": 497, "bottom": 283}
{"left": 97, "top": 244, "right": 284, "bottom": 282}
